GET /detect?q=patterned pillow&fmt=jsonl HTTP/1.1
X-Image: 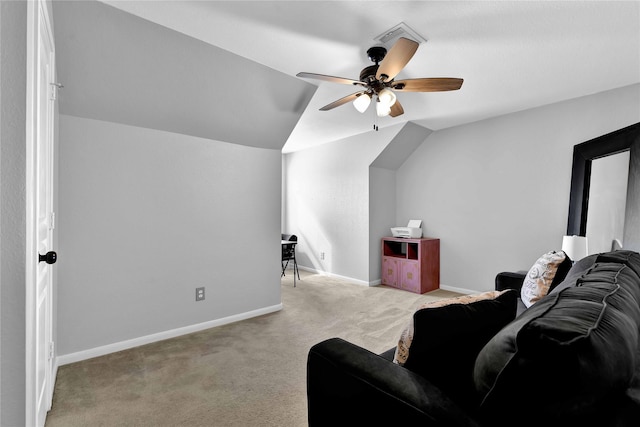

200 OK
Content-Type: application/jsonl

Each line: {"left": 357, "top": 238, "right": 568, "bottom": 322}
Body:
{"left": 521, "top": 250, "right": 572, "bottom": 308}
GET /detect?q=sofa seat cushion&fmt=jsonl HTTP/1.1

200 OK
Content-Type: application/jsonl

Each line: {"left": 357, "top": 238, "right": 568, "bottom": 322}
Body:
{"left": 474, "top": 252, "right": 640, "bottom": 424}
{"left": 393, "top": 289, "right": 518, "bottom": 410}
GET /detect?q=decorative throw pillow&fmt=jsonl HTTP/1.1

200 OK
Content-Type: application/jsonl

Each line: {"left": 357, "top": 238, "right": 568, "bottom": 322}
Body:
{"left": 521, "top": 250, "right": 572, "bottom": 307}
{"left": 393, "top": 289, "right": 518, "bottom": 410}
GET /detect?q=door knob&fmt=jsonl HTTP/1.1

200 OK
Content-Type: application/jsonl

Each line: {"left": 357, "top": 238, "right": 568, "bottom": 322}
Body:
{"left": 39, "top": 251, "right": 57, "bottom": 264}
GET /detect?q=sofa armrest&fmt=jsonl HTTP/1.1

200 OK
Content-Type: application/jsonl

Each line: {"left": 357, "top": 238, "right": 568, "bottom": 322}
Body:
{"left": 307, "top": 337, "right": 480, "bottom": 427}
{"left": 495, "top": 271, "right": 527, "bottom": 292}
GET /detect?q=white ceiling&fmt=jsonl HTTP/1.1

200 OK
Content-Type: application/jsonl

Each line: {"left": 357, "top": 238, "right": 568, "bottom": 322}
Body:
{"left": 98, "top": 1, "right": 640, "bottom": 153}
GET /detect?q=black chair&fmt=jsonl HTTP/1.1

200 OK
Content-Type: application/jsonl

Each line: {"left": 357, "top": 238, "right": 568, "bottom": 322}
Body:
{"left": 281, "top": 234, "right": 300, "bottom": 286}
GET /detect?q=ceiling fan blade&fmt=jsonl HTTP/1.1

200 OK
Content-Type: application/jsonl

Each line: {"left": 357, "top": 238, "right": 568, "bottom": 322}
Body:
{"left": 389, "top": 100, "right": 404, "bottom": 117}
{"left": 296, "top": 72, "right": 364, "bottom": 86}
{"left": 376, "top": 37, "right": 419, "bottom": 82}
{"left": 319, "top": 91, "right": 365, "bottom": 111}
{"left": 392, "top": 78, "right": 464, "bottom": 92}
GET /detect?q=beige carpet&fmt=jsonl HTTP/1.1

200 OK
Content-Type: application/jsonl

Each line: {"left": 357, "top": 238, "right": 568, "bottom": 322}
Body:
{"left": 46, "top": 270, "right": 462, "bottom": 427}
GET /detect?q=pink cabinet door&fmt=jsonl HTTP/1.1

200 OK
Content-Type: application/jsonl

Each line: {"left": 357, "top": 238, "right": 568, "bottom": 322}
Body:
{"left": 401, "top": 261, "right": 420, "bottom": 293}
{"left": 382, "top": 257, "right": 399, "bottom": 287}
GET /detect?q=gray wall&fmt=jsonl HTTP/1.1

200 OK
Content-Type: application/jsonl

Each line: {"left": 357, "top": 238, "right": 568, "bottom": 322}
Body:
{"left": 283, "top": 125, "right": 400, "bottom": 283}
{"left": 369, "top": 167, "right": 396, "bottom": 281}
{"left": 397, "top": 84, "right": 640, "bottom": 292}
{"left": 0, "top": 1, "right": 27, "bottom": 424}
{"left": 57, "top": 115, "right": 282, "bottom": 356}
{"left": 369, "top": 122, "right": 432, "bottom": 282}
{"left": 284, "top": 85, "right": 640, "bottom": 289}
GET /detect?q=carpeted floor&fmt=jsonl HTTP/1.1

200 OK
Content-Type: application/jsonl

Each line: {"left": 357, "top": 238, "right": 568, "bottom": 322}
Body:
{"left": 45, "top": 270, "right": 462, "bottom": 426}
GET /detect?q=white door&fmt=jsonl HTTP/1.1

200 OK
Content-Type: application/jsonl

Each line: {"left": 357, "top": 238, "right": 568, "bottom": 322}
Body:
{"left": 26, "top": 1, "right": 57, "bottom": 425}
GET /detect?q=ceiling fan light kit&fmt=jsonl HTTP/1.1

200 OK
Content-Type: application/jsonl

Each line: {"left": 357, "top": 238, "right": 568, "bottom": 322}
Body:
{"left": 376, "top": 97, "right": 391, "bottom": 117}
{"left": 296, "top": 35, "right": 463, "bottom": 123}
{"left": 353, "top": 92, "right": 372, "bottom": 113}
{"left": 378, "top": 88, "right": 397, "bottom": 107}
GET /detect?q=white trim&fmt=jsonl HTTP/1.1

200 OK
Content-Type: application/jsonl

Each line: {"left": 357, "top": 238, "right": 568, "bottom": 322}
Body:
{"left": 439, "top": 284, "right": 483, "bottom": 295}
{"left": 296, "top": 266, "right": 481, "bottom": 293}
{"left": 298, "top": 263, "right": 482, "bottom": 294}
{"left": 297, "top": 265, "right": 374, "bottom": 287}
{"left": 56, "top": 303, "right": 283, "bottom": 366}
{"left": 293, "top": 266, "right": 482, "bottom": 290}
{"left": 24, "top": 1, "right": 39, "bottom": 424}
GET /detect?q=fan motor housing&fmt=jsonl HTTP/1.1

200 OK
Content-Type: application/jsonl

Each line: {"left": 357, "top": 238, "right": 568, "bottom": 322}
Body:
{"left": 359, "top": 65, "right": 379, "bottom": 82}
{"left": 366, "top": 46, "right": 387, "bottom": 63}
{"left": 361, "top": 46, "right": 388, "bottom": 86}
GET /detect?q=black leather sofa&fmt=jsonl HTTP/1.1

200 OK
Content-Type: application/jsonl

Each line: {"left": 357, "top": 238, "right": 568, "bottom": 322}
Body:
{"left": 307, "top": 250, "right": 640, "bottom": 426}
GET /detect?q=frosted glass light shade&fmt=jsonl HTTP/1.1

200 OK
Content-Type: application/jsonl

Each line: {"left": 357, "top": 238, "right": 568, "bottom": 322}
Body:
{"left": 353, "top": 93, "right": 371, "bottom": 113}
{"left": 376, "top": 98, "right": 391, "bottom": 117}
{"left": 562, "top": 235, "right": 589, "bottom": 261}
{"left": 378, "top": 88, "right": 397, "bottom": 107}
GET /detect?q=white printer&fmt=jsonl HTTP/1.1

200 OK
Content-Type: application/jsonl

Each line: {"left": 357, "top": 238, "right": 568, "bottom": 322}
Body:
{"left": 390, "top": 220, "right": 423, "bottom": 238}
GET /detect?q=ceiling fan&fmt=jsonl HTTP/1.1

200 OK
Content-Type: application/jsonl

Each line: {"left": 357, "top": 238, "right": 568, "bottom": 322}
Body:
{"left": 296, "top": 37, "right": 463, "bottom": 119}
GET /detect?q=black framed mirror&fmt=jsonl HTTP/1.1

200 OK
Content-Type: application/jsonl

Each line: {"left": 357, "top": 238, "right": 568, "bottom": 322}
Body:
{"left": 567, "top": 122, "right": 640, "bottom": 237}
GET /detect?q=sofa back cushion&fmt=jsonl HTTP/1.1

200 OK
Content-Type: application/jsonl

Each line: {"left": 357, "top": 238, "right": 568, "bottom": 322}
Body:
{"left": 473, "top": 251, "right": 640, "bottom": 424}
{"left": 547, "top": 253, "right": 599, "bottom": 294}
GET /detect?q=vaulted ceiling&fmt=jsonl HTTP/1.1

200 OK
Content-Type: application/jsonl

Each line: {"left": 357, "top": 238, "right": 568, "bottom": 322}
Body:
{"left": 53, "top": 1, "right": 640, "bottom": 153}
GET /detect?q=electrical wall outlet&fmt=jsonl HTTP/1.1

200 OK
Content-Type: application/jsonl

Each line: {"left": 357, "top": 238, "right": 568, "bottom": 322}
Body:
{"left": 195, "top": 287, "right": 205, "bottom": 301}
{"left": 320, "top": 252, "right": 325, "bottom": 260}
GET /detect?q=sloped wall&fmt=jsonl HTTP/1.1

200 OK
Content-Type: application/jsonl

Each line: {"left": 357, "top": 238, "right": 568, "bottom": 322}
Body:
{"left": 283, "top": 125, "right": 401, "bottom": 283}
{"left": 53, "top": 1, "right": 315, "bottom": 150}
{"left": 283, "top": 122, "right": 432, "bottom": 284}
{"left": 369, "top": 123, "right": 432, "bottom": 282}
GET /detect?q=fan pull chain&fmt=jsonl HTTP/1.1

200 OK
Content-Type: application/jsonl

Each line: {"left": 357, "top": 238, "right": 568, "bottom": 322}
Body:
{"left": 373, "top": 104, "right": 379, "bottom": 131}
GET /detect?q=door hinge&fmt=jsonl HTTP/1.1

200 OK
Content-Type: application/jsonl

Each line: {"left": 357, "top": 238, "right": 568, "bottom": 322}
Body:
{"left": 49, "top": 212, "right": 55, "bottom": 230}
{"left": 49, "top": 82, "right": 63, "bottom": 101}
{"left": 48, "top": 342, "right": 54, "bottom": 361}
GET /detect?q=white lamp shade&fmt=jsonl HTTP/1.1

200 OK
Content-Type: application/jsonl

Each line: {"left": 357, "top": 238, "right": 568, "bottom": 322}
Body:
{"left": 376, "top": 98, "right": 391, "bottom": 117}
{"left": 353, "top": 93, "right": 371, "bottom": 113}
{"left": 562, "top": 235, "right": 589, "bottom": 261}
{"left": 377, "top": 88, "right": 397, "bottom": 107}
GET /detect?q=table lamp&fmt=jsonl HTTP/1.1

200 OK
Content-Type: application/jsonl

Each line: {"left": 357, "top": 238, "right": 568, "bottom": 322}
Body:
{"left": 562, "top": 235, "right": 589, "bottom": 262}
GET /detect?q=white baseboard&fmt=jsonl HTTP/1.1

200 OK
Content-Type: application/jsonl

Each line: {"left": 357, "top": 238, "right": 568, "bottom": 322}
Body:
{"left": 298, "top": 265, "right": 377, "bottom": 287}
{"left": 296, "top": 265, "right": 484, "bottom": 295}
{"left": 56, "top": 303, "right": 283, "bottom": 366}
{"left": 297, "top": 265, "right": 484, "bottom": 293}
{"left": 440, "top": 284, "right": 486, "bottom": 295}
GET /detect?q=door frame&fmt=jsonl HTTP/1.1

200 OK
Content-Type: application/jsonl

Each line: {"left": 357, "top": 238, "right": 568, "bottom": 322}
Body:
{"left": 25, "top": 0, "right": 57, "bottom": 425}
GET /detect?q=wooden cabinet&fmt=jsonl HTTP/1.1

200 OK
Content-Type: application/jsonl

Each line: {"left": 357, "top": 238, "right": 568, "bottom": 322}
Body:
{"left": 381, "top": 237, "right": 440, "bottom": 294}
